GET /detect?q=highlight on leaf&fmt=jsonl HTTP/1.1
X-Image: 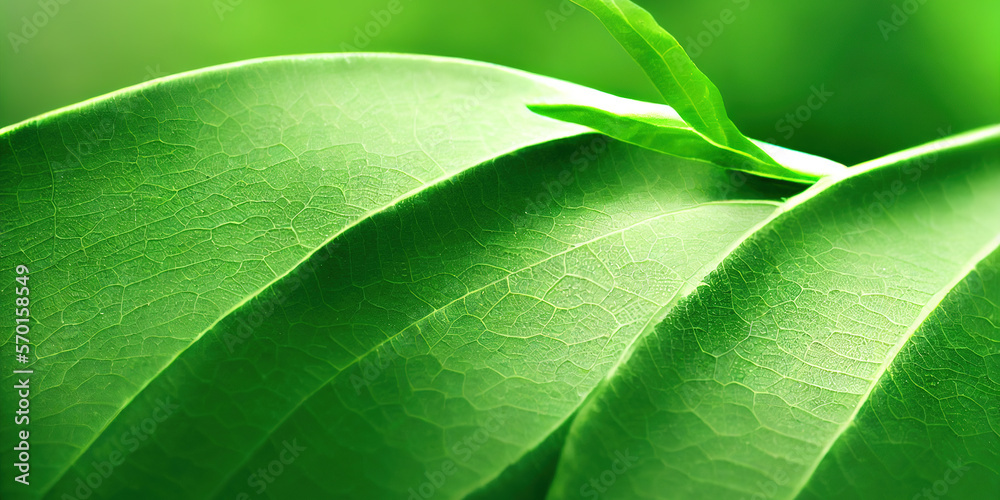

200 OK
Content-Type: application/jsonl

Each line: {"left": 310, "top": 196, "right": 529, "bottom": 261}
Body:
{"left": 529, "top": 103, "right": 844, "bottom": 183}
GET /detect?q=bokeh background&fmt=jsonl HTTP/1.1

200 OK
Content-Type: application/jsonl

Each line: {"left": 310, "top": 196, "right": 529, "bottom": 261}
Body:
{"left": 2, "top": 0, "right": 997, "bottom": 165}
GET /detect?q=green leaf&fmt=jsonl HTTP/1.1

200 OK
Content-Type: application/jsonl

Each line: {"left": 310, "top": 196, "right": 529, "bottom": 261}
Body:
{"left": 531, "top": 0, "right": 817, "bottom": 182}
{"left": 0, "top": 54, "right": 815, "bottom": 499}
{"left": 529, "top": 103, "right": 844, "bottom": 183}
{"left": 0, "top": 53, "right": 597, "bottom": 498}
{"left": 545, "top": 125, "right": 1000, "bottom": 499}
{"left": 798, "top": 245, "right": 1000, "bottom": 499}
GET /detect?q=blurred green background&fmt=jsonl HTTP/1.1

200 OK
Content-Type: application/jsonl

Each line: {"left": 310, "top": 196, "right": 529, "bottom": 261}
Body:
{"left": 2, "top": 0, "right": 997, "bottom": 165}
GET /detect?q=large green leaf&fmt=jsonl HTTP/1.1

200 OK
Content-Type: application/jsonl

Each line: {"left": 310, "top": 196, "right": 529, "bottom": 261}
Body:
{"left": 0, "top": 53, "right": 586, "bottom": 497}
{"left": 546, "top": 126, "right": 1000, "bottom": 499}
{"left": 0, "top": 53, "right": 599, "bottom": 498}
{"left": 0, "top": 54, "right": 835, "bottom": 499}
{"left": 798, "top": 245, "right": 1000, "bottom": 499}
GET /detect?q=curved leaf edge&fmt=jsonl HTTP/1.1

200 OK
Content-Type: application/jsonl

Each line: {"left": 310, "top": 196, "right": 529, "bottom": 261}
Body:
{"left": 0, "top": 53, "right": 590, "bottom": 136}
{"left": 543, "top": 122, "right": 1000, "bottom": 500}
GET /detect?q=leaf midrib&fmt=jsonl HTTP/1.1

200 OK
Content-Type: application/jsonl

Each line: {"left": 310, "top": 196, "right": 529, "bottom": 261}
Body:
{"left": 786, "top": 231, "right": 1000, "bottom": 500}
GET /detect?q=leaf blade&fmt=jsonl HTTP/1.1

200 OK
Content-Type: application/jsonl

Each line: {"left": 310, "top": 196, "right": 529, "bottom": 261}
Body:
{"left": 557, "top": 0, "right": 804, "bottom": 180}
{"left": 545, "top": 125, "right": 1000, "bottom": 499}
{"left": 795, "top": 242, "right": 1000, "bottom": 499}
{"left": 0, "top": 53, "right": 609, "bottom": 498}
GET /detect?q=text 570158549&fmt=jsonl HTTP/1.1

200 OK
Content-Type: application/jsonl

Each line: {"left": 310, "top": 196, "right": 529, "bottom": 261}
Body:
{"left": 12, "top": 264, "right": 32, "bottom": 487}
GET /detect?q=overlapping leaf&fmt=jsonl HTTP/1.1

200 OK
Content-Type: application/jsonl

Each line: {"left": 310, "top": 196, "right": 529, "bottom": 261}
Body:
{"left": 529, "top": 0, "right": 841, "bottom": 183}
{"left": 546, "top": 127, "right": 1000, "bottom": 499}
